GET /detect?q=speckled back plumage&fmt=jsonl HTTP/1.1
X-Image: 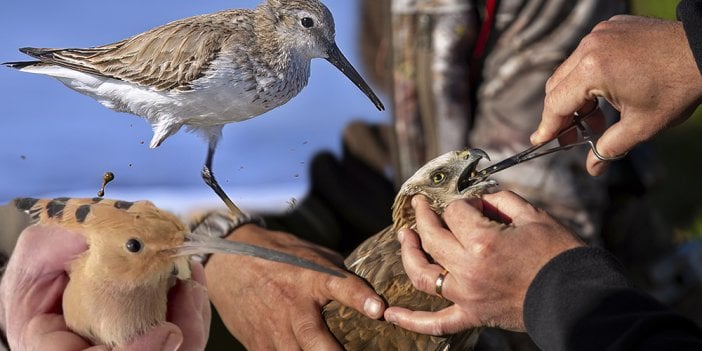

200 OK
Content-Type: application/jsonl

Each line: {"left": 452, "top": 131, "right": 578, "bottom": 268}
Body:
{"left": 323, "top": 150, "right": 495, "bottom": 350}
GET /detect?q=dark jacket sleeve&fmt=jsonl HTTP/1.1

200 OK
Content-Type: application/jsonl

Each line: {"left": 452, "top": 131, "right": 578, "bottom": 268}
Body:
{"left": 678, "top": 0, "right": 702, "bottom": 73}
{"left": 523, "top": 247, "right": 702, "bottom": 351}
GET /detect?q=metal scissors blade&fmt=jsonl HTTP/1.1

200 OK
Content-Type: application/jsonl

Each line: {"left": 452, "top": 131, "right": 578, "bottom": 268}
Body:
{"left": 470, "top": 103, "right": 626, "bottom": 182}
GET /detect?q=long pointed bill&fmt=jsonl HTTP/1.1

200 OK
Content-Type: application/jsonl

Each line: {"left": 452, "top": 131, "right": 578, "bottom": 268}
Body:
{"left": 326, "top": 43, "right": 385, "bottom": 111}
{"left": 176, "top": 232, "right": 345, "bottom": 278}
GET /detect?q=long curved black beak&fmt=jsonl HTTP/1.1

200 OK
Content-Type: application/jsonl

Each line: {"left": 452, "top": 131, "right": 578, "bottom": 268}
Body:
{"left": 326, "top": 43, "right": 385, "bottom": 111}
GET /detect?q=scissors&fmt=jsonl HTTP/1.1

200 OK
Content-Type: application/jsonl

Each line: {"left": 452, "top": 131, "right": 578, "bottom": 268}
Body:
{"left": 469, "top": 103, "right": 627, "bottom": 183}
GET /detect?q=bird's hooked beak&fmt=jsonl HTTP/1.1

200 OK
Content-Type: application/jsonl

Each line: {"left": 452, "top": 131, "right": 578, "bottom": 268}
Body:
{"left": 173, "top": 232, "right": 345, "bottom": 277}
{"left": 325, "top": 43, "right": 385, "bottom": 111}
{"left": 457, "top": 148, "right": 496, "bottom": 193}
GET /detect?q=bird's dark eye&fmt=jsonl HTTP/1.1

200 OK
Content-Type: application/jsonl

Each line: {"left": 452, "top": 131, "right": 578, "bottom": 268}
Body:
{"left": 301, "top": 17, "right": 314, "bottom": 28}
{"left": 432, "top": 172, "right": 446, "bottom": 185}
{"left": 125, "top": 238, "right": 143, "bottom": 253}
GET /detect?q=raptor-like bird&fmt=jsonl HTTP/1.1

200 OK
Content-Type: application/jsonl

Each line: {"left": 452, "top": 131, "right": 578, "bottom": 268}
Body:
{"left": 323, "top": 149, "right": 496, "bottom": 350}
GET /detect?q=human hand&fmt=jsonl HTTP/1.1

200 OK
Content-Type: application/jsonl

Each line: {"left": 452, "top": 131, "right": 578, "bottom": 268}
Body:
{"left": 0, "top": 224, "right": 210, "bottom": 351}
{"left": 205, "top": 225, "right": 385, "bottom": 350}
{"left": 533, "top": 15, "right": 702, "bottom": 176}
{"left": 384, "top": 192, "right": 584, "bottom": 334}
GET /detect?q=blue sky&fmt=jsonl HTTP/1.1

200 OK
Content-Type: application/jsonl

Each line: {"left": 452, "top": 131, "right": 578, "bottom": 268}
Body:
{"left": 0, "top": 1, "right": 389, "bottom": 212}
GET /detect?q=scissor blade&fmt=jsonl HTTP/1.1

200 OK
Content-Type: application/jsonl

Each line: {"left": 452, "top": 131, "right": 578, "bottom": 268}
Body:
{"left": 469, "top": 156, "right": 520, "bottom": 182}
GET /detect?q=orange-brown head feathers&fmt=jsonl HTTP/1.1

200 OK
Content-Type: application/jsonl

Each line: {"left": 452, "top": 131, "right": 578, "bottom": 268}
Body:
{"left": 15, "top": 197, "right": 192, "bottom": 285}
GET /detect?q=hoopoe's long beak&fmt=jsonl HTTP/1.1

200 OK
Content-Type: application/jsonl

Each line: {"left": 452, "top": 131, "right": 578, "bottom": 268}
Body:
{"left": 174, "top": 232, "right": 345, "bottom": 278}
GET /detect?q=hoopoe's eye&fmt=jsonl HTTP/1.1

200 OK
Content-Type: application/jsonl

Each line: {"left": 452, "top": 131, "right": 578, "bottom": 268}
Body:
{"left": 125, "top": 238, "right": 143, "bottom": 253}
{"left": 301, "top": 17, "right": 314, "bottom": 28}
{"left": 432, "top": 172, "right": 446, "bottom": 185}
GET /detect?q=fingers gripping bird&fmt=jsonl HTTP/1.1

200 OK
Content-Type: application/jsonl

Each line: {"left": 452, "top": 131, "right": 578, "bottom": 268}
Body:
{"left": 4, "top": 0, "right": 384, "bottom": 218}
{"left": 13, "top": 196, "right": 343, "bottom": 347}
{"left": 323, "top": 149, "right": 497, "bottom": 350}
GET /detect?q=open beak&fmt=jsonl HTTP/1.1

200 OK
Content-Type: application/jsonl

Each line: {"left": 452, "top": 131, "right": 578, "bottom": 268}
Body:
{"left": 326, "top": 43, "right": 385, "bottom": 111}
{"left": 457, "top": 148, "right": 495, "bottom": 193}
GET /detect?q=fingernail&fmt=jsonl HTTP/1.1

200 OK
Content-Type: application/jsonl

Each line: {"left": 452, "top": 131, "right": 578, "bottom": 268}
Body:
{"left": 163, "top": 332, "right": 182, "bottom": 351}
{"left": 364, "top": 298, "right": 383, "bottom": 318}
{"left": 530, "top": 131, "right": 540, "bottom": 144}
{"left": 385, "top": 312, "right": 397, "bottom": 324}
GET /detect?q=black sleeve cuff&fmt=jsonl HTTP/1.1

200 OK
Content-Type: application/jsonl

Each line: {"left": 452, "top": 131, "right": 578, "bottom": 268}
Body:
{"left": 678, "top": 0, "right": 702, "bottom": 74}
{"left": 523, "top": 247, "right": 630, "bottom": 349}
{"left": 523, "top": 247, "right": 702, "bottom": 351}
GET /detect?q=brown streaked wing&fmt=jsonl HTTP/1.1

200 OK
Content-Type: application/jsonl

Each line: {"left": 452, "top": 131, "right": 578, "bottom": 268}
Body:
{"left": 323, "top": 226, "right": 453, "bottom": 350}
{"left": 20, "top": 10, "right": 251, "bottom": 91}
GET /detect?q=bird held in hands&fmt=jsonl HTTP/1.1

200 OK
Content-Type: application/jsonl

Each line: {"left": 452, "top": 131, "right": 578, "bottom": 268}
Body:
{"left": 323, "top": 149, "right": 496, "bottom": 350}
{"left": 4, "top": 0, "right": 384, "bottom": 215}
{"left": 13, "top": 196, "right": 343, "bottom": 347}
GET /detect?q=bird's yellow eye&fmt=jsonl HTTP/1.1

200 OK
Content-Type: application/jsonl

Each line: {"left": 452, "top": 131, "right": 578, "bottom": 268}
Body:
{"left": 125, "top": 238, "right": 143, "bottom": 254}
{"left": 432, "top": 172, "right": 446, "bottom": 185}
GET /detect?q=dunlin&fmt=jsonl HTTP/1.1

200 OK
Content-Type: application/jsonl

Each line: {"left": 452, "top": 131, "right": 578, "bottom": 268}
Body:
{"left": 4, "top": 0, "right": 384, "bottom": 217}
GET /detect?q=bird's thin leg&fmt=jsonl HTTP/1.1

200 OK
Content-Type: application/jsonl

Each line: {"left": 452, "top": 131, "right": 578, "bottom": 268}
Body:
{"left": 201, "top": 143, "right": 244, "bottom": 217}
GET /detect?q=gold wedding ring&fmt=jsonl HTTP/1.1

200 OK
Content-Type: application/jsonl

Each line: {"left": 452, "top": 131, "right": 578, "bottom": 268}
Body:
{"left": 435, "top": 268, "right": 449, "bottom": 297}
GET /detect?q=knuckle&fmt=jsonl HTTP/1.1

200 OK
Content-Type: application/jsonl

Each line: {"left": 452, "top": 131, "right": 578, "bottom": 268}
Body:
{"left": 470, "top": 236, "right": 495, "bottom": 258}
{"left": 578, "top": 51, "right": 605, "bottom": 76}
{"left": 592, "top": 18, "right": 613, "bottom": 33}
{"left": 578, "top": 31, "right": 604, "bottom": 54}
{"left": 411, "top": 271, "right": 435, "bottom": 293}
{"left": 293, "top": 318, "right": 322, "bottom": 346}
{"left": 545, "top": 75, "right": 556, "bottom": 93}
{"left": 608, "top": 14, "right": 629, "bottom": 22}
{"left": 543, "top": 91, "right": 559, "bottom": 113}
{"left": 430, "top": 322, "right": 449, "bottom": 336}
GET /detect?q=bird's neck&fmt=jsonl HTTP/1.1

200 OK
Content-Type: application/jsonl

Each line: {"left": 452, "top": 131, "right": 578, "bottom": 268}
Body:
{"left": 391, "top": 194, "right": 415, "bottom": 232}
{"left": 391, "top": 193, "right": 446, "bottom": 232}
{"left": 64, "top": 260, "right": 172, "bottom": 346}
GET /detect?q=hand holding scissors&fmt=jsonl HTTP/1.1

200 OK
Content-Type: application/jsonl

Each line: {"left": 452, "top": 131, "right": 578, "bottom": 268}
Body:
{"left": 469, "top": 101, "right": 626, "bottom": 183}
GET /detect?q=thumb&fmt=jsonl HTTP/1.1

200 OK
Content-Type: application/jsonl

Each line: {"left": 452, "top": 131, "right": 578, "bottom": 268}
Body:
{"left": 325, "top": 273, "right": 385, "bottom": 320}
{"left": 116, "top": 323, "right": 183, "bottom": 351}
{"left": 384, "top": 304, "right": 478, "bottom": 336}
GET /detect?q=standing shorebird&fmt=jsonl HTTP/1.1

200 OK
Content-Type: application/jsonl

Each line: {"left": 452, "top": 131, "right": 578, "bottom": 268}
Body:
{"left": 323, "top": 149, "right": 496, "bottom": 350}
{"left": 3, "top": 0, "right": 384, "bottom": 217}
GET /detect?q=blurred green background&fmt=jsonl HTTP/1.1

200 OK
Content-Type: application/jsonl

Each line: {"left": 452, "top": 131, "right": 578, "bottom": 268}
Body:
{"left": 631, "top": 0, "right": 702, "bottom": 240}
